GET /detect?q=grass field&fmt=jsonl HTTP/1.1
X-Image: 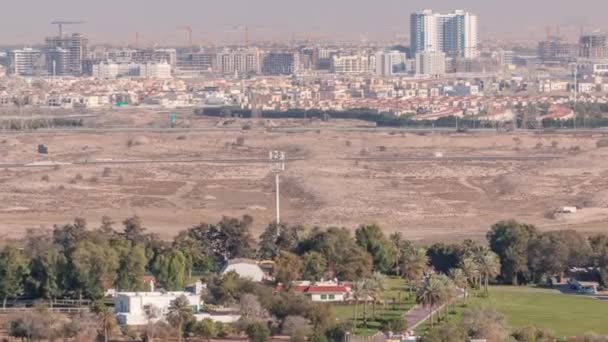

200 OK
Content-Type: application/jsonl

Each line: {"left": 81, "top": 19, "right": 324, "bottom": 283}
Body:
{"left": 332, "top": 278, "right": 416, "bottom": 336}
{"left": 480, "top": 286, "right": 608, "bottom": 338}
{"left": 416, "top": 286, "right": 608, "bottom": 338}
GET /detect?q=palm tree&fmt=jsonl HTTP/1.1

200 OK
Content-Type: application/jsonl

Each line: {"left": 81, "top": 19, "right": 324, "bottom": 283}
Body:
{"left": 449, "top": 268, "right": 468, "bottom": 303}
{"left": 460, "top": 257, "right": 480, "bottom": 294}
{"left": 93, "top": 304, "right": 116, "bottom": 342}
{"left": 416, "top": 275, "right": 445, "bottom": 327}
{"left": 167, "top": 295, "right": 194, "bottom": 342}
{"left": 369, "top": 273, "right": 387, "bottom": 319}
{"left": 476, "top": 249, "right": 501, "bottom": 294}
{"left": 351, "top": 280, "right": 365, "bottom": 332}
{"left": 400, "top": 247, "right": 429, "bottom": 297}
{"left": 435, "top": 274, "right": 457, "bottom": 321}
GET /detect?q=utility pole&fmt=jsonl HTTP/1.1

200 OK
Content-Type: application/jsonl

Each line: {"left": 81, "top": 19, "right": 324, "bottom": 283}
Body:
{"left": 269, "top": 151, "right": 285, "bottom": 227}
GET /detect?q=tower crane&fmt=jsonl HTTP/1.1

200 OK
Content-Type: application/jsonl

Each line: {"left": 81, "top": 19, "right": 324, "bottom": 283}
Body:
{"left": 51, "top": 21, "right": 85, "bottom": 37}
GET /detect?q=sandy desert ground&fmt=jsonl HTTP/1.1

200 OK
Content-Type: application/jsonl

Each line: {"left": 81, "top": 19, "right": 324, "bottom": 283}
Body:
{"left": 1, "top": 109, "right": 608, "bottom": 242}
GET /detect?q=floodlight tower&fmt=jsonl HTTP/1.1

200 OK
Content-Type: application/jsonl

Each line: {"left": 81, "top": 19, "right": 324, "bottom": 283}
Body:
{"left": 269, "top": 151, "right": 286, "bottom": 226}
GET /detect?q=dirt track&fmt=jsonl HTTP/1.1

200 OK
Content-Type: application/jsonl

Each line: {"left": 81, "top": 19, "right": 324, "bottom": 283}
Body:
{"left": 1, "top": 111, "right": 608, "bottom": 242}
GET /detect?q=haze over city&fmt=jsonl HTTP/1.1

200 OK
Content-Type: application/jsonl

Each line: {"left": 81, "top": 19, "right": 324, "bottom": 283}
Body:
{"left": 0, "top": 0, "right": 604, "bottom": 44}
{"left": 3, "top": 1, "right": 608, "bottom": 341}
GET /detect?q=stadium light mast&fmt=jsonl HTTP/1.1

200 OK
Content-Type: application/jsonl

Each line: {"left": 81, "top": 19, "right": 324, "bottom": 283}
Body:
{"left": 269, "top": 151, "right": 286, "bottom": 226}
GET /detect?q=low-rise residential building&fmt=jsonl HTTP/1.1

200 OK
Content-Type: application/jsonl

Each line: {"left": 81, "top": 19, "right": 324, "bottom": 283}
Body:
{"left": 114, "top": 292, "right": 202, "bottom": 326}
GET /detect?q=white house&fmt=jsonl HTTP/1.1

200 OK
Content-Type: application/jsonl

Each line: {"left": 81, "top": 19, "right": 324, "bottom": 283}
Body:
{"left": 114, "top": 292, "right": 202, "bottom": 326}
{"left": 221, "top": 259, "right": 268, "bottom": 282}
{"left": 276, "top": 281, "right": 351, "bottom": 302}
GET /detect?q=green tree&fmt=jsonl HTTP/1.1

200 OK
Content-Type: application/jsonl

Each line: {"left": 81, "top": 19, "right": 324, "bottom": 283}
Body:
{"left": 0, "top": 246, "right": 29, "bottom": 308}
{"left": 244, "top": 321, "right": 271, "bottom": 342}
{"left": 167, "top": 295, "right": 194, "bottom": 342}
{"left": 173, "top": 228, "right": 214, "bottom": 277}
{"left": 355, "top": 224, "right": 397, "bottom": 274}
{"left": 488, "top": 220, "right": 537, "bottom": 285}
{"left": 301, "top": 251, "right": 327, "bottom": 281}
{"left": 416, "top": 275, "right": 447, "bottom": 327}
{"left": 449, "top": 268, "right": 469, "bottom": 302}
{"left": 25, "top": 246, "right": 65, "bottom": 300}
{"left": 275, "top": 251, "right": 303, "bottom": 288}
{"left": 122, "top": 216, "right": 147, "bottom": 245}
{"left": 72, "top": 241, "right": 119, "bottom": 299}
{"left": 427, "top": 243, "right": 461, "bottom": 274}
{"left": 400, "top": 247, "right": 429, "bottom": 295}
{"left": 153, "top": 250, "right": 187, "bottom": 291}
{"left": 475, "top": 249, "right": 501, "bottom": 293}
{"left": 115, "top": 244, "right": 147, "bottom": 291}
{"left": 193, "top": 318, "right": 217, "bottom": 342}
{"left": 207, "top": 215, "right": 256, "bottom": 263}
{"left": 92, "top": 303, "right": 117, "bottom": 342}
{"left": 460, "top": 257, "right": 480, "bottom": 291}
{"left": 419, "top": 320, "right": 467, "bottom": 342}
{"left": 258, "top": 223, "right": 304, "bottom": 260}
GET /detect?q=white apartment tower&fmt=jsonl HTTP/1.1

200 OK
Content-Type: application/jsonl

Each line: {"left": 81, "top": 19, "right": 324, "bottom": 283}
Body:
{"left": 410, "top": 10, "right": 478, "bottom": 58}
{"left": 9, "top": 48, "right": 43, "bottom": 76}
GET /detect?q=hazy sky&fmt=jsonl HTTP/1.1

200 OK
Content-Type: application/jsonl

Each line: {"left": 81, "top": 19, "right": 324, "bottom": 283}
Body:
{"left": 0, "top": 0, "right": 603, "bottom": 45}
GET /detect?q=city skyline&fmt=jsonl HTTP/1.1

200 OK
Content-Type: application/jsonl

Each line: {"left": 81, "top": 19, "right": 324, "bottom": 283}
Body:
{"left": 0, "top": 0, "right": 604, "bottom": 45}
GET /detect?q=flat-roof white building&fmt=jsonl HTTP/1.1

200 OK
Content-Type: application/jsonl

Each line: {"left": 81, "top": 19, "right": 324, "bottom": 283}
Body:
{"left": 114, "top": 292, "right": 202, "bottom": 326}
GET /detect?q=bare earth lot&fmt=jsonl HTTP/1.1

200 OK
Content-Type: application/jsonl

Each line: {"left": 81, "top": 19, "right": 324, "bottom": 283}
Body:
{"left": 1, "top": 110, "right": 608, "bottom": 242}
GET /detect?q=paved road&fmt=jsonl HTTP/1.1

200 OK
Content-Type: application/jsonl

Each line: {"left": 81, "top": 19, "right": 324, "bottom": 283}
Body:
{"left": 0, "top": 157, "right": 306, "bottom": 169}
{"left": 1, "top": 125, "right": 607, "bottom": 135}
{"left": 405, "top": 304, "right": 444, "bottom": 330}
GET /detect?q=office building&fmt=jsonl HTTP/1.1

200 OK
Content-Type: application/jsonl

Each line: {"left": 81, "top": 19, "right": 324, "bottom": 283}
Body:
{"left": 410, "top": 10, "right": 478, "bottom": 58}
{"left": 580, "top": 33, "right": 608, "bottom": 60}
{"left": 316, "top": 48, "right": 338, "bottom": 70}
{"left": 129, "top": 48, "right": 177, "bottom": 66}
{"left": 215, "top": 48, "right": 261, "bottom": 75}
{"left": 9, "top": 48, "right": 43, "bottom": 76}
{"left": 538, "top": 38, "right": 579, "bottom": 64}
{"left": 178, "top": 52, "right": 216, "bottom": 73}
{"left": 331, "top": 54, "right": 371, "bottom": 74}
{"left": 140, "top": 62, "right": 172, "bottom": 79}
{"left": 263, "top": 52, "right": 300, "bottom": 75}
{"left": 45, "top": 33, "right": 88, "bottom": 76}
{"left": 415, "top": 51, "right": 446, "bottom": 76}
{"left": 375, "top": 50, "right": 408, "bottom": 76}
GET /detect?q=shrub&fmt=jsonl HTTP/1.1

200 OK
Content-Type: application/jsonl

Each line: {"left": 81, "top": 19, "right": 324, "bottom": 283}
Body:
{"left": 235, "top": 137, "right": 245, "bottom": 146}
{"left": 41, "top": 175, "right": 50, "bottom": 182}
{"left": 102, "top": 167, "right": 111, "bottom": 177}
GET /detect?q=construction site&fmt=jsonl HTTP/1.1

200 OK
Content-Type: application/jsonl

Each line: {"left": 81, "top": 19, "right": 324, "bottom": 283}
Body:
{"left": 1, "top": 109, "right": 608, "bottom": 242}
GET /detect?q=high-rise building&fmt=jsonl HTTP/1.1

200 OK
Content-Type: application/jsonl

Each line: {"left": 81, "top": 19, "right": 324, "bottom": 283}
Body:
{"left": 580, "top": 33, "right": 608, "bottom": 60}
{"left": 263, "top": 52, "right": 300, "bottom": 75}
{"left": 9, "top": 48, "right": 43, "bottom": 76}
{"left": 415, "top": 51, "right": 446, "bottom": 76}
{"left": 45, "top": 33, "right": 88, "bottom": 76}
{"left": 410, "top": 10, "right": 478, "bottom": 58}
{"left": 538, "top": 38, "right": 579, "bottom": 64}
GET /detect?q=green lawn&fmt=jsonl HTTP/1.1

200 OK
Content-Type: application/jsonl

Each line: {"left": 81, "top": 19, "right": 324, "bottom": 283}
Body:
{"left": 417, "top": 286, "right": 608, "bottom": 338}
{"left": 480, "top": 286, "right": 608, "bottom": 338}
{"left": 332, "top": 277, "right": 416, "bottom": 336}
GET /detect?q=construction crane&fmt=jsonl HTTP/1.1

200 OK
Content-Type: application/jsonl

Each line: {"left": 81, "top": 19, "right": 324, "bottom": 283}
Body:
{"left": 177, "top": 26, "right": 193, "bottom": 51}
{"left": 51, "top": 21, "right": 85, "bottom": 37}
